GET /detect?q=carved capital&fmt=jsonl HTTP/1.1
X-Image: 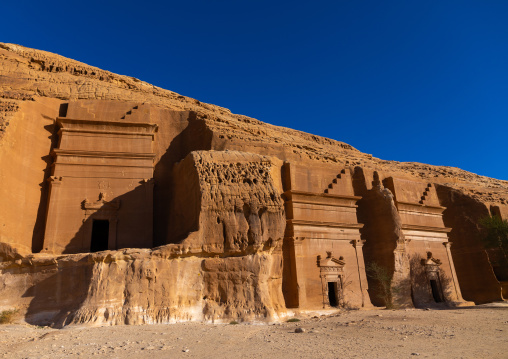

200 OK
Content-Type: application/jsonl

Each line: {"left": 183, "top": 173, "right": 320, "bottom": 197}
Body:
{"left": 292, "top": 237, "right": 305, "bottom": 248}
{"left": 141, "top": 178, "right": 154, "bottom": 186}
{"left": 47, "top": 176, "right": 63, "bottom": 186}
{"left": 350, "top": 239, "right": 366, "bottom": 248}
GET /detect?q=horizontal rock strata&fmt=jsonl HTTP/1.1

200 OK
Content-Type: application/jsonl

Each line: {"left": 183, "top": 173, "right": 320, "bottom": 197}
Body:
{"left": 0, "top": 43, "right": 506, "bottom": 325}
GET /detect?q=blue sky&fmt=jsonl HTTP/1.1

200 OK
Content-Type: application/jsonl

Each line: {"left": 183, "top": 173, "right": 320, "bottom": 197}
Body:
{"left": 3, "top": 1, "right": 508, "bottom": 179}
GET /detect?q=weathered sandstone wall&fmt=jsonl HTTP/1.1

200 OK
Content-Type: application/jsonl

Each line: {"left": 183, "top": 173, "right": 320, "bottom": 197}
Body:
{"left": 0, "top": 248, "right": 284, "bottom": 327}
{"left": 169, "top": 151, "right": 285, "bottom": 252}
{"left": 0, "top": 98, "right": 62, "bottom": 252}
{"left": 0, "top": 43, "right": 507, "bottom": 325}
{"left": 1, "top": 43, "right": 507, "bottom": 254}
{"left": 436, "top": 185, "right": 507, "bottom": 303}
{"left": 0, "top": 150, "right": 287, "bottom": 325}
{"left": 352, "top": 169, "right": 413, "bottom": 308}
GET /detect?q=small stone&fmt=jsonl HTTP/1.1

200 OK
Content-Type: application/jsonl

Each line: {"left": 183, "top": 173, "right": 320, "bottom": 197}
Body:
{"left": 183, "top": 349, "right": 190, "bottom": 352}
{"left": 411, "top": 353, "right": 420, "bottom": 356}
{"left": 295, "top": 328, "right": 306, "bottom": 333}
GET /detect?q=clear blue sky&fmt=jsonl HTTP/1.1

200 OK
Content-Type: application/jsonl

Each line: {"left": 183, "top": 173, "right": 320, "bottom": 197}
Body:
{"left": 3, "top": 1, "right": 508, "bottom": 179}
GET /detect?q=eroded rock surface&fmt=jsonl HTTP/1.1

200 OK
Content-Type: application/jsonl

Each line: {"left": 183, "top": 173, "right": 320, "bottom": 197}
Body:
{"left": 1, "top": 151, "right": 286, "bottom": 326}
{"left": 0, "top": 43, "right": 507, "bottom": 326}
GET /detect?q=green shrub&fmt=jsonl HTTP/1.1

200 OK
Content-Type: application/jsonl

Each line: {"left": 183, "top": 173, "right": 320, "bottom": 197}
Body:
{"left": 286, "top": 318, "right": 300, "bottom": 322}
{"left": 229, "top": 321, "right": 239, "bottom": 325}
{"left": 366, "top": 262, "right": 393, "bottom": 309}
{"left": 479, "top": 215, "right": 508, "bottom": 252}
{"left": 0, "top": 310, "right": 18, "bottom": 324}
{"left": 480, "top": 215, "right": 508, "bottom": 281}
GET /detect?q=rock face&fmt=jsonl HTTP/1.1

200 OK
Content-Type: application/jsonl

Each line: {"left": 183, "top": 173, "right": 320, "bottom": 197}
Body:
{"left": 169, "top": 151, "right": 285, "bottom": 253}
{"left": 0, "top": 43, "right": 507, "bottom": 326}
{"left": 436, "top": 186, "right": 508, "bottom": 302}
{"left": 281, "top": 162, "right": 372, "bottom": 309}
{"left": 42, "top": 104, "right": 158, "bottom": 254}
{"left": 2, "top": 248, "right": 284, "bottom": 327}
{"left": 1, "top": 150, "right": 286, "bottom": 326}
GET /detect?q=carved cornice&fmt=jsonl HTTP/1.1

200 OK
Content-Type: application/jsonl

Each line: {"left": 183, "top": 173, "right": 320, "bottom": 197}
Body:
{"left": 287, "top": 219, "right": 364, "bottom": 229}
{"left": 51, "top": 162, "right": 154, "bottom": 169}
{"left": 319, "top": 266, "right": 345, "bottom": 273}
{"left": 283, "top": 190, "right": 361, "bottom": 202}
{"left": 401, "top": 224, "right": 452, "bottom": 233}
{"left": 397, "top": 201, "right": 445, "bottom": 210}
{"left": 56, "top": 117, "right": 158, "bottom": 134}
{"left": 52, "top": 149, "right": 156, "bottom": 159}
{"left": 59, "top": 128, "right": 157, "bottom": 138}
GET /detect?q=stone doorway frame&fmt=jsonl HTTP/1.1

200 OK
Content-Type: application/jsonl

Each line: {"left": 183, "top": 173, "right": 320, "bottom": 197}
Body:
{"left": 422, "top": 252, "right": 445, "bottom": 303}
{"left": 81, "top": 192, "right": 120, "bottom": 251}
{"left": 318, "top": 252, "right": 346, "bottom": 308}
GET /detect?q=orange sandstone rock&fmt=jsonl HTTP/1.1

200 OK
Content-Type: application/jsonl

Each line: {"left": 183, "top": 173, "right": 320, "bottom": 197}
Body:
{"left": 0, "top": 43, "right": 507, "bottom": 326}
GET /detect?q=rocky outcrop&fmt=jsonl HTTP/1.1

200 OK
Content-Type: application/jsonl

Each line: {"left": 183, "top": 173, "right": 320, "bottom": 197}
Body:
{"left": 353, "top": 170, "right": 413, "bottom": 308}
{"left": 3, "top": 42, "right": 507, "bottom": 196}
{"left": 169, "top": 151, "right": 285, "bottom": 253}
{"left": 436, "top": 185, "right": 508, "bottom": 303}
{"left": 0, "top": 248, "right": 285, "bottom": 327}
{"left": 0, "top": 151, "right": 286, "bottom": 326}
{"left": 0, "top": 43, "right": 507, "bottom": 325}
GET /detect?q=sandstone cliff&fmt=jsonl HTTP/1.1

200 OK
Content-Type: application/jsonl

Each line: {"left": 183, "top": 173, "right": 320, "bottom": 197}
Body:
{"left": 2, "top": 43, "right": 506, "bottom": 207}
{"left": 0, "top": 43, "right": 507, "bottom": 325}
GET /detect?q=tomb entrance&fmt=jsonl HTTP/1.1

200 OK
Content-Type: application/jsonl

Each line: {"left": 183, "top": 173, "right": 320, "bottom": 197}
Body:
{"left": 381, "top": 177, "right": 469, "bottom": 306}
{"left": 90, "top": 220, "right": 109, "bottom": 252}
{"left": 422, "top": 252, "right": 445, "bottom": 303}
{"left": 42, "top": 101, "right": 157, "bottom": 254}
{"left": 318, "top": 252, "right": 346, "bottom": 308}
{"left": 281, "top": 162, "right": 372, "bottom": 310}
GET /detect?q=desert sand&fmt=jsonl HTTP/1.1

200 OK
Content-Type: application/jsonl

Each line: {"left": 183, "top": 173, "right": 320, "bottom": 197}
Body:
{"left": 1, "top": 304, "right": 507, "bottom": 359}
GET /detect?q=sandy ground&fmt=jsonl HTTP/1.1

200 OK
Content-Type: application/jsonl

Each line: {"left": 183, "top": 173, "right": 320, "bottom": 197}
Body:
{"left": 0, "top": 304, "right": 507, "bottom": 359}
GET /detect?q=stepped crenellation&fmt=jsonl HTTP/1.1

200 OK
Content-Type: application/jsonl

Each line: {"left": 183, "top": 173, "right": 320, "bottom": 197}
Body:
{"left": 419, "top": 183, "right": 433, "bottom": 204}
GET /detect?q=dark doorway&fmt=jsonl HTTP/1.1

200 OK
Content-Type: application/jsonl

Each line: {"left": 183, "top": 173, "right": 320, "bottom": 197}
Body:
{"left": 328, "top": 282, "right": 339, "bottom": 307}
{"left": 430, "top": 279, "right": 443, "bottom": 303}
{"left": 90, "top": 220, "right": 109, "bottom": 252}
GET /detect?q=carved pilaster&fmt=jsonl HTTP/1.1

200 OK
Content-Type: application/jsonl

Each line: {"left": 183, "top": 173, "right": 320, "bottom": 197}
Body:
{"left": 290, "top": 236, "right": 308, "bottom": 308}
{"left": 443, "top": 241, "right": 464, "bottom": 302}
{"left": 141, "top": 178, "right": 154, "bottom": 247}
{"left": 141, "top": 178, "right": 154, "bottom": 197}
{"left": 42, "top": 176, "right": 64, "bottom": 253}
{"left": 109, "top": 217, "right": 118, "bottom": 250}
{"left": 351, "top": 239, "right": 372, "bottom": 308}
